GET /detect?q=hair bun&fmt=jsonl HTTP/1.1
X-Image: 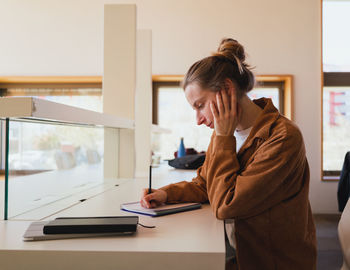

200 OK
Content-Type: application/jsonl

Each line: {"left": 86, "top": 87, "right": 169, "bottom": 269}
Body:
{"left": 216, "top": 38, "right": 246, "bottom": 63}
{"left": 183, "top": 38, "right": 255, "bottom": 94}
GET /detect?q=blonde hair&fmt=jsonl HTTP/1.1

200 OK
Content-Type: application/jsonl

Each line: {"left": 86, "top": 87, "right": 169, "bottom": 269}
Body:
{"left": 182, "top": 38, "right": 255, "bottom": 96}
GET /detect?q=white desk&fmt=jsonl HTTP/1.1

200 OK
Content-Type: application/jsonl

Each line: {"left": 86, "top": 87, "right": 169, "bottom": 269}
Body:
{"left": 0, "top": 167, "right": 225, "bottom": 270}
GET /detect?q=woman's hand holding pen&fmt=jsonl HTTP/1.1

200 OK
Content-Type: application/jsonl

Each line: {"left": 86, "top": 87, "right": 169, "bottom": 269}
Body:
{"left": 141, "top": 189, "right": 167, "bottom": 208}
{"left": 210, "top": 80, "right": 240, "bottom": 136}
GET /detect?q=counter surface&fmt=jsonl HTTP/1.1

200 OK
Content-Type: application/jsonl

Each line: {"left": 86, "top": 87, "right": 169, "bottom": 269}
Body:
{"left": 0, "top": 166, "right": 225, "bottom": 270}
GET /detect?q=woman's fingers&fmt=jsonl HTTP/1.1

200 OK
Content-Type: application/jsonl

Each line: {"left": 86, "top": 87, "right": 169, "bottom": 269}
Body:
{"left": 230, "top": 88, "right": 237, "bottom": 116}
{"left": 221, "top": 90, "right": 230, "bottom": 112}
{"left": 210, "top": 101, "right": 219, "bottom": 119}
{"left": 141, "top": 189, "right": 148, "bottom": 207}
{"left": 217, "top": 90, "right": 233, "bottom": 117}
{"left": 141, "top": 189, "right": 154, "bottom": 208}
{"left": 150, "top": 201, "right": 157, "bottom": 208}
{"left": 140, "top": 189, "right": 167, "bottom": 209}
{"left": 216, "top": 92, "right": 225, "bottom": 115}
{"left": 141, "top": 196, "right": 150, "bottom": 208}
{"left": 211, "top": 84, "right": 239, "bottom": 136}
{"left": 140, "top": 197, "right": 150, "bottom": 208}
{"left": 142, "top": 194, "right": 156, "bottom": 208}
{"left": 142, "top": 188, "right": 148, "bottom": 197}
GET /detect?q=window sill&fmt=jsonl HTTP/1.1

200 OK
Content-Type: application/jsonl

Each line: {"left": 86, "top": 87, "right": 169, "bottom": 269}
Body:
{"left": 322, "top": 175, "right": 340, "bottom": 181}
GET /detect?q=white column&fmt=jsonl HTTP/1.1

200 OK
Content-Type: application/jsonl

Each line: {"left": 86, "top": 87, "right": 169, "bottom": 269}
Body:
{"left": 135, "top": 30, "right": 152, "bottom": 178}
{"left": 103, "top": 4, "right": 136, "bottom": 178}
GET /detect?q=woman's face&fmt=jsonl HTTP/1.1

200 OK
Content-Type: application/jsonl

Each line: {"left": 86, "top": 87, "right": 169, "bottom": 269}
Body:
{"left": 184, "top": 83, "right": 217, "bottom": 129}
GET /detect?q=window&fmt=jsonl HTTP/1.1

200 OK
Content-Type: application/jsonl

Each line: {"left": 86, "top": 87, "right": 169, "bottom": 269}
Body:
{"left": 0, "top": 76, "right": 103, "bottom": 175}
{"left": 322, "top": 0, "right": 350, "bottom": 179}
{"left": 152, "top": 75, "right": 292, "bottom": 160}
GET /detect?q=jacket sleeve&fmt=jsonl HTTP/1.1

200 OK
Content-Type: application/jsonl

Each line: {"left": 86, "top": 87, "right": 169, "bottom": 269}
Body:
{"left": 208, "top": 128, "right": 307, "bottom": 220}
{"left": 159, "top": 136, "right": 215, "bottom": 203}
{"left": 159, "top": 165, "right": 209, "bottom": 203}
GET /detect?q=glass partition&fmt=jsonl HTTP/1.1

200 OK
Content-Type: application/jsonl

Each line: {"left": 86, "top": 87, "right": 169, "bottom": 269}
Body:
{"left": 0, "top": 118, "right": 119, "bottom": 220}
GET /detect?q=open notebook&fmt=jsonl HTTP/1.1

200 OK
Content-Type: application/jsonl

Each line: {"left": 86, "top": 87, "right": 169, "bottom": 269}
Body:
{"left": 121, "top": 202, "right": 201, "bottom": 217}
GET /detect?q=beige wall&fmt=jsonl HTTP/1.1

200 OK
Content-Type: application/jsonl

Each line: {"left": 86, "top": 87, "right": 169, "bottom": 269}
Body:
{"left": 0, "top": 0, "right": 334, "bottom": 213}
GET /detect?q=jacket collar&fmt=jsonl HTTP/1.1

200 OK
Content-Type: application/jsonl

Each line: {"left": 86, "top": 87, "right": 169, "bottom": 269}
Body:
{"left": 237, "top": 98, "right": 280, "bottom": 155}
{"left": 250, "top": 98, "right": 280, "bottom": 140}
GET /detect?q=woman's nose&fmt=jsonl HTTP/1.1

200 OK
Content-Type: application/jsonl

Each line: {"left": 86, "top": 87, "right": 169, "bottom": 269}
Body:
{"left": 196, "top": 112, "right": 205, "bottom": 125}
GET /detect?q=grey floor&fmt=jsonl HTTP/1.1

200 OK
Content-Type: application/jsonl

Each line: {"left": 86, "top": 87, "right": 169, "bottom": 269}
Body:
{"left": 315, "top": 214, "right": 343, "bottom": 270}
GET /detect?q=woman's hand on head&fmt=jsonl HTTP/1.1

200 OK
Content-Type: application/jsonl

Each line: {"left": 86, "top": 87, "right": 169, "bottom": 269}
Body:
{"left": 140, "top": 188, "right": 167, "bottom": 208}
{"left": 210, "top": 84, "right": 240, "bottom": 136}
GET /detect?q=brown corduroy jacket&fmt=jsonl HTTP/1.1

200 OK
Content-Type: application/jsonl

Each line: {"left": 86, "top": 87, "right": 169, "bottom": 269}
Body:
{"left": 160, "top": 98, "right": 317, "bottom": 270}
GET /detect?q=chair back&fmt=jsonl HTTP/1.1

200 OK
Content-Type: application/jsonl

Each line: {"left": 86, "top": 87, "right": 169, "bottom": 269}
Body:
{"left": 339, "top": 199, "right": 350, "bottom": 270}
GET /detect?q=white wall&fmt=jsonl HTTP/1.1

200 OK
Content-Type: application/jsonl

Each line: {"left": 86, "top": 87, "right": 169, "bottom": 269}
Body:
{"left": 0, "top": 0, "right": 335, "bottom": 213}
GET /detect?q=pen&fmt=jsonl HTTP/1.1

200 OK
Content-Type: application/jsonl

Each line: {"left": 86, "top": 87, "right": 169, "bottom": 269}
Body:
{"left": 148, "top": 165, "right": 152, "bottom": 194}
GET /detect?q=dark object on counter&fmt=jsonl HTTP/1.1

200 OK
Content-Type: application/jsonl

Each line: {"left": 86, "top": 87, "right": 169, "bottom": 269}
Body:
{"left": 43, "top": 216, "right": 138, "bottom": 234}
{"left": 338, "top": 151, "right": 350, "bottom": 212}
{"left": 174, "top": 147, "right": 198, "bottom": 158}
{"left": 168, "top": 153, "right": 206, "bottom": 170}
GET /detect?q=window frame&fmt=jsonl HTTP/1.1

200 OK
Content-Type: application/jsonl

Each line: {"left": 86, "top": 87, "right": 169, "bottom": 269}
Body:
{"left": 0, "top": 76, "right": 102, "bottom": 89}
{"left": 322, "top": 72, "right": 350, "bottom": 180}
{"left": 321, "top": 0, "right": 350, "bottom": 181}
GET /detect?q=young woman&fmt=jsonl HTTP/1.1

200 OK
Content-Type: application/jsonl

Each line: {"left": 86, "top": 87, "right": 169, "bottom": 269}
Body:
{"left": 141, "top": 38, "right": 317, "bottom": 269}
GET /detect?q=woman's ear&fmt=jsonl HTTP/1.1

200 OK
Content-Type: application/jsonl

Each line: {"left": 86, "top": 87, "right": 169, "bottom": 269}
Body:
{"left": 224, "top": 78, "right": 235, "bottom": 92}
